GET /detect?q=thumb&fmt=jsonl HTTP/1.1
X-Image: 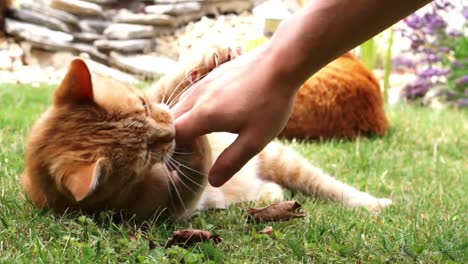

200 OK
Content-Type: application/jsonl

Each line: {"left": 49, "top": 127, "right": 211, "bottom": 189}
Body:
{"left": 208, "top": 133, "right": 263, "bottom": 187}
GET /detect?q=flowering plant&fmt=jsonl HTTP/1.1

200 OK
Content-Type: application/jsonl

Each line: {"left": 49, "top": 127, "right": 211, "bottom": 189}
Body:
{"left": 394, "top": 0, "right": 467, "bottom": 108}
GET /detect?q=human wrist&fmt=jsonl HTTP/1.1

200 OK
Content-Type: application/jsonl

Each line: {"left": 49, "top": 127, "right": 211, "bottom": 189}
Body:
{"left": 263, "top": 11, "right": 324, "bottom": 90}
{"left": 251, "top": 41, "right": 304, "bottom": 95}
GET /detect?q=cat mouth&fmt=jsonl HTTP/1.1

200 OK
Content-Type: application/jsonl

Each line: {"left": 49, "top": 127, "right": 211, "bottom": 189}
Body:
{"left": 145, "top": 141, "right": 175, "bottom": 166}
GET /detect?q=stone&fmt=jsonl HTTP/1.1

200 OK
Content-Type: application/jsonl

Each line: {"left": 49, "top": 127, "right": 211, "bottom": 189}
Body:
{"left": 7, "top": 8, "right": 72, "bottom": 33}
{"left": 5, "top": 18, "right": 73, "bottom": 45}
{"left": 50, "top": 0, "right": 103, "bottom": 16}
{"left": 144, "top": 2, "right": 202, "bottom": 16}
{"left": 174, "top": 11, "right": 205, "bottom": 26}
{"left": 113, "top": 10, "right": 177, "bottom": 27}
{"left": 0, "top": 40, "right": 24, "bottom": 71}
{"left": 21, "top": 2, "right": 80, "bottom": 26}
{"left": 25, "top": 37, "right": 72, "bottom": 51}
{"left": 0, "top": 52, "right": 13, "bottom": 71}
{"left": 79, "top": 19, "right": 111, "bottom": 34}
{"left": 72, "top": 43, "right": 108, "bottom": 63}
{"left": 109, "top": 52, "right": 178, "bottom": 78}
{"left": 104, "top": 23, "right": 158, "bottom": 40}
{"left": 27, "top": 49, "right": 75, "bottom": 70}
{"left": 0, "top": 65, "right": 68, "bottom": 85}
{"left": 83, "top": 0, "right": 118, "bottom": 4}
{"left": 94, "top": 39, "right": 154, "bottom": 53}
{"left": 203, "top": 0, "right": 253, "bottom": 14}
{"left": 73, "top": 32, "right": 103, "bottom": 43}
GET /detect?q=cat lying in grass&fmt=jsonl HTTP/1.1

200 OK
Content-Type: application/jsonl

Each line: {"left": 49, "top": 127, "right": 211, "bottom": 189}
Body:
{"left": 22, "top": 46, "right": 391, "bottom": 220}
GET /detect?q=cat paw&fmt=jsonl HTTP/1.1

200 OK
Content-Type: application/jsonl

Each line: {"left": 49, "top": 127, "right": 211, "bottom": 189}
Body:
{"left": 185, "top": 45, "right": 243, "bottom": 82}
{"left": 347, "top": 197, "right": 393, "bottom": 212}
{"left": 210, "top": 45, "right": 243, "bottom": 67}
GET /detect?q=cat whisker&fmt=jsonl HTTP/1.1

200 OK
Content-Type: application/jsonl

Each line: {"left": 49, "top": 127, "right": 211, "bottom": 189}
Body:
{"left": 172, "top": 150, "right": 194, "bottom": 155}
{"left": 165, "top": 161, "right": 197, "bottom": 193}
{"left": 167, "top": 72, "right": 211, "bottom": 109}
{"left": 168, "top": 156, "right": 207, "bottom": 177}
{"left": 164, "top": 65, "right": 210, "bottom": 105}
{"left": 165, "top": 66, "right": 212, "bottom": 108}
{"left": 167, "top": 159, "right": 203, "bottom": 189}
{"left": 163, "top": 168, "right": 176, "bottom": 213}
{"left": 164, "top": 166, "right": 186, "bottom": 212}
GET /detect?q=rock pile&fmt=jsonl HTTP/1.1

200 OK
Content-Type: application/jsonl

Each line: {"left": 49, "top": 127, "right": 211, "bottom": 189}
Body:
{"left": 4, "top": 0, "right": 254, "bottom": 78}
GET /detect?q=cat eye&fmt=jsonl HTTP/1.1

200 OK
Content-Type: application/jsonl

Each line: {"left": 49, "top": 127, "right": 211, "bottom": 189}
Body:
{"left": 139, "top": 96, "right": 149, "bottom": 116}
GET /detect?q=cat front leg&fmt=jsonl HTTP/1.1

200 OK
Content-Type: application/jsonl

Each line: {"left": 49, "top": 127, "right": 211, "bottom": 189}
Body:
{"left": 257, "top": 142, "right": 392, "bottom": 212}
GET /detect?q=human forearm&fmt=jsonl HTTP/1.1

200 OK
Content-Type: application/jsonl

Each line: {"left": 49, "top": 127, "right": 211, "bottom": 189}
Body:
{"left": 266, "top": 0, "right": 432, "bottom": 88}
{"left": 172, "top": 0, "right": 434, "bottom": 187}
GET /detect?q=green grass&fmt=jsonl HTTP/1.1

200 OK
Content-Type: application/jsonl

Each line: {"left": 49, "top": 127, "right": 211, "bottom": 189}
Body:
{"left": 0, "top": 84, "right": 467, "bottom": 263}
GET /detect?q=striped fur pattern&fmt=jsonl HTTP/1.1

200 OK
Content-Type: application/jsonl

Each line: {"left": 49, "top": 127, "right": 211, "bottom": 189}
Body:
{"left": 22, "top": 46, "right": 391, "bottom": 220}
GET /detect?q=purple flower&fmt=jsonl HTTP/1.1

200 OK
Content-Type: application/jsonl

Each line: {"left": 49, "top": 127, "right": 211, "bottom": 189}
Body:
{"left": 424, "top": 13, "right": 447, "bottom": 32}
{"left": 409, "top": 36, "right": 425, "bottom": 50}
{"left": 455, "top": 76, "right": 468, "bottom": 87}
{"left": 453, "top": 60, "right": 462, "bottom": 67}
{"left": 463, "top": 6, "right": 468, "bottom": 20}
{"left": 418, "top": 67, "right": 450, "bottom": 78}
{"left": 405, "top": 79, "right": 432, "bottom": 98}
{"left": 405, "top": 14, "right": 425, "bottom": 29}
{"left": 434, "top": 0, "right": 454, "bottom": 10}
{"left": 392, "top": 56, "right": 415, "bottom": 69}
{"left": 438, "top": 46, "right": 451, "bottom": 53}
{"left": 398, "top": 0, "right": 466, "bottom": 102}
{"left": 424, "top": 53, "right": 442, "bottom": 63}
{"left": 448, "top": 31, "right": 462, "bottom": 37}
{"left": 455, "top": 99, "right": 468, "bottom": 108}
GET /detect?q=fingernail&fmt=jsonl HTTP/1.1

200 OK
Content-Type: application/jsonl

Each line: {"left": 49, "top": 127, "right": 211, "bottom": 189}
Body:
{"left": 208, "top": 174, "right": 225, "bottom": 188}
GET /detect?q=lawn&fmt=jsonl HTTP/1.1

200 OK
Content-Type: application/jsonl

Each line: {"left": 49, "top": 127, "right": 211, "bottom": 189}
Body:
{"left": 0, "top": 83, "right": 467, "bottom": 263}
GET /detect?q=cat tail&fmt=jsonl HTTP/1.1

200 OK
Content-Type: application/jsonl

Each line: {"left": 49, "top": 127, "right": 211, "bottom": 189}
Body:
{"left": 257, "top": 142, "right": 392, "bottom": 212}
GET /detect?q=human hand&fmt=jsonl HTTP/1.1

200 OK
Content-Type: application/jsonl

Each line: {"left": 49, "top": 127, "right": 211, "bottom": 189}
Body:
{"left": 172, "top": 45, "right": 301, "bottom": 187}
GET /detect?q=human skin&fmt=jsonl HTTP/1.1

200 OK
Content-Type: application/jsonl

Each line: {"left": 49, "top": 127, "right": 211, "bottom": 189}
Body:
{"left": 172, "top": 0, "right": 433, "bottom": 187}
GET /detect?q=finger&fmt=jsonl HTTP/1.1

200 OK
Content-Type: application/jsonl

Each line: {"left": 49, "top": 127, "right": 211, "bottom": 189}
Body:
{"left": 171, "top": 85, "right": 199, "bottom": 119}
{"left": 174, "top": 110, "right": 213, "bottom": 143}
{"left": 208, "top": 133, "right": 263, "bottom": 187}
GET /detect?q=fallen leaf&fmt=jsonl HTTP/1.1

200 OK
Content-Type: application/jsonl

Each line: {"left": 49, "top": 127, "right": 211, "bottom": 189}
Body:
{"left": 166, "top": 229, "right": 222, "bottom": 248}
{"left": 258, "top": 226, "right": 274, "bottom": 236}
{"left": 246, "top": 201, "right": 306, "bottom": 223}
{"left": 128, "top": 234, "right": 136, "bottom": 242}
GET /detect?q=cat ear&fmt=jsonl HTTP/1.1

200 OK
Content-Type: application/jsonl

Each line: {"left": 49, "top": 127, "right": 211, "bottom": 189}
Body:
{"left": 54, "top": 59, "right": 94, "bottom": 105}
{"left": 63, "top": 158, "right": 109, "bottom": 202}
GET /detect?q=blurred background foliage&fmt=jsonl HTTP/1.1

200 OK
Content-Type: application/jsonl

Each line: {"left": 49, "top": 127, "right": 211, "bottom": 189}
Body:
{"left": 359, "top": 0, "right": 467, "bottom": 108}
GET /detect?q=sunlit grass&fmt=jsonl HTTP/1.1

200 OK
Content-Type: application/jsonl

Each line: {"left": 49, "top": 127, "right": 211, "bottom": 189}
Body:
{"left": 0, "top": 84, "right": 466, "bottom": 263}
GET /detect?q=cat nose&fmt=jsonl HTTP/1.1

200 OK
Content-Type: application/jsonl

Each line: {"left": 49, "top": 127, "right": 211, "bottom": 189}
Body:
{"left": 148, "top": 121, "right": 175, "bottom": 145}
{"left": 159, "top": 127, "right": 175, "bottom": 143}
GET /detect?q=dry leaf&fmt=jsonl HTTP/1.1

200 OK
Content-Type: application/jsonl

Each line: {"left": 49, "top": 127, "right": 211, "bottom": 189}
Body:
{"left": 258, "top": 226, "right": 274, "bottom": 236}
{"left": 128, "top": 234, "right": 137, "bottom": 242}
{"left": 246, "top": 201, "right": 306, "bottom": 223}
{"left": 166, "top": 229, "right": 222, "bottom": 247}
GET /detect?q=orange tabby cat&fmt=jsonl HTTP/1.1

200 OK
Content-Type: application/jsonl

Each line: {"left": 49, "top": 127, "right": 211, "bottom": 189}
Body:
{"left": 280, "top": 53, "right": 389, "bottom": 140}
{"left": 22, "top": 47, "right": 391, "bottom": 220}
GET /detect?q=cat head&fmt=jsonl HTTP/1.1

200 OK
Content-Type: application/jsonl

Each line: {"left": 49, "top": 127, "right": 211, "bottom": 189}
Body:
{"left": 24, "top": 59, "right": 175, "bottom": 204}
